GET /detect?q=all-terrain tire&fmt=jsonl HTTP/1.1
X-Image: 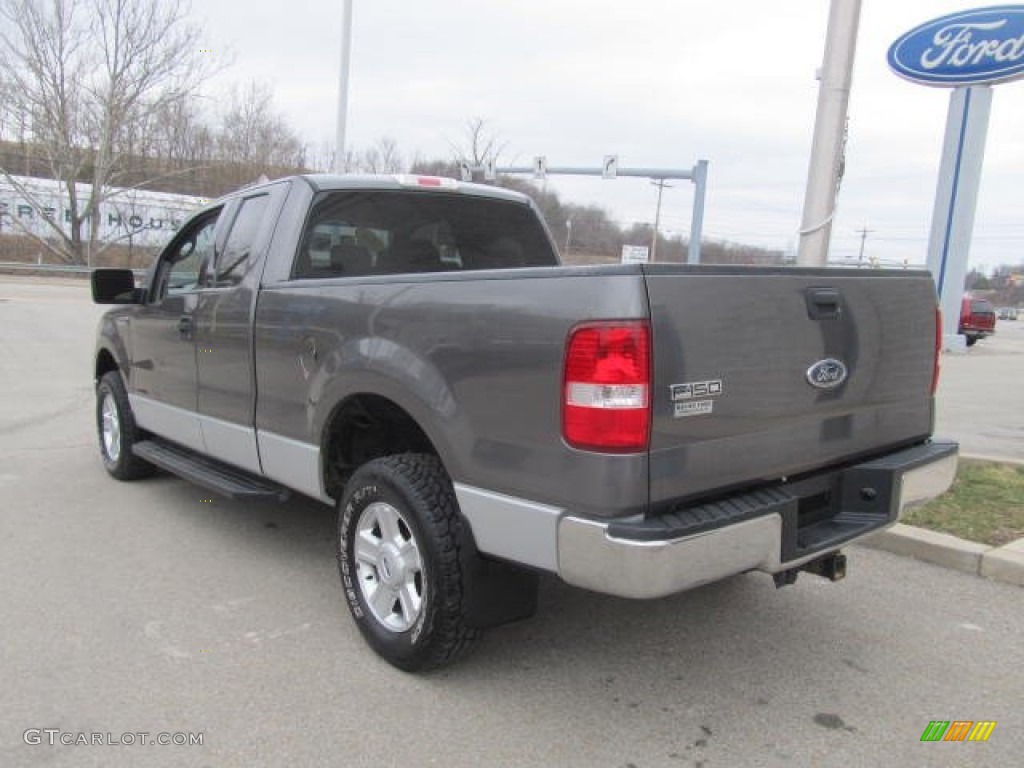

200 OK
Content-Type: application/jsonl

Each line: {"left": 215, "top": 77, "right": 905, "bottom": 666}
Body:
{"left": 337, "top": 453, "right": 479, "bottom": 671}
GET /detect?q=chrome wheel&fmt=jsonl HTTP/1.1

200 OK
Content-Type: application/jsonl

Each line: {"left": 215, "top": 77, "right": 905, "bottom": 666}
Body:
{"left": 354, "top": 501, "right": 425, "bottom": 633}
{"left": 101, "top": 392, "right": 121, "bottom": 462}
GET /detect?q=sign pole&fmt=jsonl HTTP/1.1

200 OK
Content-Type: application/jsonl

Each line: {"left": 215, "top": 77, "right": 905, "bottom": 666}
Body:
{"left": 926, "top": 86, "right": 993, "bottom": 350}
{"left": 797, "top": 0, "right": 862, "bottom": 267}
{"left": 888, "top": 6, "right": 1024, "bottom": 350}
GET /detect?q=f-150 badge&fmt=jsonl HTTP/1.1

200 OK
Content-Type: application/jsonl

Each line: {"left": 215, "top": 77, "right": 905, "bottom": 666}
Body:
{"left": 670, "top": 380, "right": 722, "bottom": 401}
{"left": 806, "top": 358, "right": 848, "bottom": 389}
{"left": 670, "top": 379, "right": 722, "bottom": 418}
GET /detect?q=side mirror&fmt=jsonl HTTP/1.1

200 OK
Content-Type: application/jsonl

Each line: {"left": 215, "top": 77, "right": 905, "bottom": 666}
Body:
{"left": 91, "top": 269, "right": 143, "bottom": 305}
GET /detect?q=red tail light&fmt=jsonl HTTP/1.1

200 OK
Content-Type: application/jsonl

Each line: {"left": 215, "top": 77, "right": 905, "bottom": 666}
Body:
{"left": 563, "top": 321, "right": 651, "bottom": 452}
{"left": 931, "top": 306, "right": 941, "bottom": 395}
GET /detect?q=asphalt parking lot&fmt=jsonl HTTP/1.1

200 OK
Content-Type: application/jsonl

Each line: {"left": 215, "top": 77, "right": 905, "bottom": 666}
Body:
{"left": 1, "top": 276, "right": 1022, "bottom": 768}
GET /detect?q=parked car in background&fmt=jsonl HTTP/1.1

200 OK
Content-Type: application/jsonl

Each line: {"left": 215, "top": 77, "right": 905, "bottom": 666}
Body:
{"left": 997, "top": 307, "right": 1018, "bottom": 321}
{"left": 959, "top": 295, "right": 996, "bottom": 346}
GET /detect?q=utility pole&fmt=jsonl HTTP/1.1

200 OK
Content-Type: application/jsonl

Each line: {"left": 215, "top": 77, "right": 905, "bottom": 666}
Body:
{"left": 856, "top": 224, "right": 873, "bottom": 263}
{"left": 650, "top": 179, "right": 671, "bottom": 262}
{"left": 797, "top": 0, "right": 863, "bottom": 266}
{"left": 334, "top": 0, "right": 354, "bottom": 174}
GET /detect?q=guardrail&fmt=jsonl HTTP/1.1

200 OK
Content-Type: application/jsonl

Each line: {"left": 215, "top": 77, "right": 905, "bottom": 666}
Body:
{"left": 0, "top": 261, "right": 147, "bottom": 277}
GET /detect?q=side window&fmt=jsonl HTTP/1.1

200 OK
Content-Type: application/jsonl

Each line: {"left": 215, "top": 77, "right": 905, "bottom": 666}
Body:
{"left": 156, "top": 212, "right": 220, "bottom": 300}
{"left": 214, "top": 194, "right": 269, "bottom": 288}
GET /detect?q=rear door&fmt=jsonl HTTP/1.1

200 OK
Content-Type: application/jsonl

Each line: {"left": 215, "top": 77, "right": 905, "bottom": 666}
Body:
{"left": 643, "top": 266, "right": 938, "bottom": 507}
{"left": 193, "top": 183, "right": 289, "bottom": 473}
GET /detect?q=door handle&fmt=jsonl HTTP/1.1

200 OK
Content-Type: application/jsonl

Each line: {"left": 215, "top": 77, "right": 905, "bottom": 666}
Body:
{"left": 177, "top": 315, "right": 193, "bottom": 338}
{"left": 805, "top": 288, "right": 842, "bottom": 320}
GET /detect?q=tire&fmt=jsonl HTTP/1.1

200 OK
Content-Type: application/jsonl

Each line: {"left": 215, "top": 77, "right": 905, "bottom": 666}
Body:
{"left": 337, "top": 453, "right": 478, "bottom": 671}
{"left": 965, "top": 336, "right": 978, "bottom": 347}
{"left": 96, "top": 371, "right": 154, "bottom": 480}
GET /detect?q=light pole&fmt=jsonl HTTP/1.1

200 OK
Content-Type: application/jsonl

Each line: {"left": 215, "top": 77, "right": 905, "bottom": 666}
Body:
{"left": 797, "top": 0, "right": 862, "bottom": 266}
{"left": 334, "top": 0, "right": 354, "bottom": 174}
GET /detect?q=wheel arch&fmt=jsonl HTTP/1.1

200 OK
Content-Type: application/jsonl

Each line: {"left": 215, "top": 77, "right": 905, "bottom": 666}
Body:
{"left": 320, "top": 392, "right": 447, "bottom": 501}
{"left": 95, "top": 347, "right": 120, "bottom": 384}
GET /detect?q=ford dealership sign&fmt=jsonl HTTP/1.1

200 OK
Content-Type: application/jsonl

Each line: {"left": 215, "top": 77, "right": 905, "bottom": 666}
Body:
{"left": 888, "top": 5, "right": 1024, "bottom": 86}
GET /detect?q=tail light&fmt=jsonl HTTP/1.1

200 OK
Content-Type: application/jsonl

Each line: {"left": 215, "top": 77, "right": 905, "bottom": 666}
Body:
{"left": 931, "top": 306, "right": 941, "bottom": 395}
{"left": 563, "top": 321, "right": 651, "bottom": 452}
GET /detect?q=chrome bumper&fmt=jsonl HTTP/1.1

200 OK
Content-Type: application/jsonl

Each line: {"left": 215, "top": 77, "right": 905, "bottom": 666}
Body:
{"left": 557, "top": 441, "right": 958, "bottom": 599}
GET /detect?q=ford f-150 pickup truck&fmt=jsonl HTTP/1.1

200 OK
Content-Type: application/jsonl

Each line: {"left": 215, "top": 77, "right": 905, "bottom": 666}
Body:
{"left": 91, "top": 174, "right": 958, "bottom": 671}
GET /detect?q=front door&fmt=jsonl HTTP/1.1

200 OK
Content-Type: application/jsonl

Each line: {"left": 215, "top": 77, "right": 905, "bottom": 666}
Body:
{"left": 128, "top": 208, "right": 223, "bottom": 452}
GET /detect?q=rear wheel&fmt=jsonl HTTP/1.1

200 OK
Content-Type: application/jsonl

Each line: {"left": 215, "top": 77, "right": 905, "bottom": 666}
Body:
{"left": 96, "top": 371, "right": 154, "bottom": 480}
{"left": 965, "top": 336, "right": 978, "bottom": 347}
{"left": 337, "top": 453, "right": 478, "bottom": 671}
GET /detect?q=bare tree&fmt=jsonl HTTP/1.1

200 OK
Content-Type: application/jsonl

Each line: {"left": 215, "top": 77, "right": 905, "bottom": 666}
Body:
{"left": 356, "top": 136, "right": 404, "bottom": 174}
{"left": 217, "top": 81, "right": 303, "bottom": 171}
{"left": 0, "top": 0, "right": 218, "bottom": 264}
{"left": 448, "top": 117, "right": 507, "bottom": 175}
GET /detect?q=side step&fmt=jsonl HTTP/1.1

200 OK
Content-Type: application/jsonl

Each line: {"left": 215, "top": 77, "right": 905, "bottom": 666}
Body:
{"left": 133, "top": 439, "right": 291, "bottom": 502}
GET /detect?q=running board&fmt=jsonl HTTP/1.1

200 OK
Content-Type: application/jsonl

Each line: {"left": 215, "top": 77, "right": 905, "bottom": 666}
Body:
{"left": 133, "top": 439, "right": 291, "bottom": 502}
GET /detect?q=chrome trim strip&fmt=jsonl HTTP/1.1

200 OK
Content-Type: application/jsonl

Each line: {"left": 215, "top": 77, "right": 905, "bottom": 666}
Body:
{"left": 257, "top": 431, "right": 328, "bottom": 503}
{"left": 453, "top": 484, "right": 563, "bottom": 572}
{"left": 129, "top": 394, "right": 205, "bottom": 453}
{"left": 198, "top": 413, "right": 261, "bottom": 474}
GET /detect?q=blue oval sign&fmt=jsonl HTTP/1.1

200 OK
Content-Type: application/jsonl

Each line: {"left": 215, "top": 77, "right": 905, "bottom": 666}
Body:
{"left": 888, "top": 5, "right": 1024, "bottom": 86}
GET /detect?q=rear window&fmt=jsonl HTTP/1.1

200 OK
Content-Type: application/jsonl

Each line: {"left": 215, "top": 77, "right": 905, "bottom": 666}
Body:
{"left": 970, "top": 299, "right": 994, "bottom": 314}
{"left": 293, "top": 190, "right": 557, "bottom": 279}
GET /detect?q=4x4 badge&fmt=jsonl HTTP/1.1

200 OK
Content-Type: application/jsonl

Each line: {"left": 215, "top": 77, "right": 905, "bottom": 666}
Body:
{"left": 806, "top": 358, "right": 848, "bottom": 389}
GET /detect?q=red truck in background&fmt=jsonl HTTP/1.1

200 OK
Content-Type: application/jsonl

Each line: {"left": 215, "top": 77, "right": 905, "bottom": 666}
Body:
{"left": 959, "top": 295, "right": 996, "bottom": 346}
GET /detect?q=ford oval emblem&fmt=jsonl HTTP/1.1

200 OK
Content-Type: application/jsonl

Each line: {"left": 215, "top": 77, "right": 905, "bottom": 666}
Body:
{"left": 888, "top": 6, "right": 1024, "bottom": 87}
{"left": 806, "top": 359, "right": 848, "bottom": 390}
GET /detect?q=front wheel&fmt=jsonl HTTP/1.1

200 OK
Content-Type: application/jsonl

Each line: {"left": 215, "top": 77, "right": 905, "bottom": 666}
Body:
{"left": 337, "top": 454, "right": 478, "bottom": 671}
{"left": 96, "top": 371, "right": 154, "bottom": 480}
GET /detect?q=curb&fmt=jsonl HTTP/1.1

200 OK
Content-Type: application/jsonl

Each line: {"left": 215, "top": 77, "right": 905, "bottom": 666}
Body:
{"left": 960, "top": 453, "right": 1024, "bottom": 467}
{"left": 860, "top": 524, "right": 1024, "bottom": 587}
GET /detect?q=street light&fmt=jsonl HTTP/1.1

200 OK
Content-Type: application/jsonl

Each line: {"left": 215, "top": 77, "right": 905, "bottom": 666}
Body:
{"left": 334, "top": 0, "right": 354, "bottom": 174}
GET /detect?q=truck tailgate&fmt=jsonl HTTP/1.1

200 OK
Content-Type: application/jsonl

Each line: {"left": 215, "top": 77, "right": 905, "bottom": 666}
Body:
{"left": 643, "top": 266, "right": 938, "bottom": 508}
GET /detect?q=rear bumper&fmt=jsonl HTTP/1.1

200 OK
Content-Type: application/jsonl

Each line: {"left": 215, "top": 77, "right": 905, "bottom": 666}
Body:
{"left": 557, "top": 441, "right": 958, "bottom": 599}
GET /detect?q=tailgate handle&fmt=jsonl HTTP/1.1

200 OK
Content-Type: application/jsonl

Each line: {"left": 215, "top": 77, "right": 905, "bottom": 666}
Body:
{"left": 806, "top": 288, "right": 842, "bottom": 320}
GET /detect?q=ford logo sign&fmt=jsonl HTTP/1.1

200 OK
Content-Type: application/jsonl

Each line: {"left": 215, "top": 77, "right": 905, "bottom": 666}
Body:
{"left": 806, "top": 359, "right": 848, "bottom": 390}
{"left": 888, "top": 6, "right": 1024, "bottom": 86}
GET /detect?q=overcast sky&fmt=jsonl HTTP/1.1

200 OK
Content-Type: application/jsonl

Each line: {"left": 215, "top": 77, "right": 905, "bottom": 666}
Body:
{"left": 198, "top": 1, "right": 1024, "bottom": 270}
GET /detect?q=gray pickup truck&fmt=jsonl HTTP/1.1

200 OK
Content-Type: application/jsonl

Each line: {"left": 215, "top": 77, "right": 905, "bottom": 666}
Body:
{"left": 92, "top": 174, "right": 957, "bottom": 671}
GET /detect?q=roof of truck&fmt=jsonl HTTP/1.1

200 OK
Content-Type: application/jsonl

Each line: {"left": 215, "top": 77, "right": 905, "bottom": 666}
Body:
{"left": 298, "top": 173, "right": 532, "bottom": 205}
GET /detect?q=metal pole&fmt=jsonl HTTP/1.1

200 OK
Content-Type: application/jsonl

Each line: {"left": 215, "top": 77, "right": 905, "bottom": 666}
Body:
{"left": 797, "top": 0, "right": 862, "bottom": 266}
{"left": 926, "top": 86, "right": 993, "bottom": 349}
{"left": 688, "top": 160, "right": 708, "bottom": 265}
{"left": 334, "top": 0, "right": 354, "bottom": 174}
